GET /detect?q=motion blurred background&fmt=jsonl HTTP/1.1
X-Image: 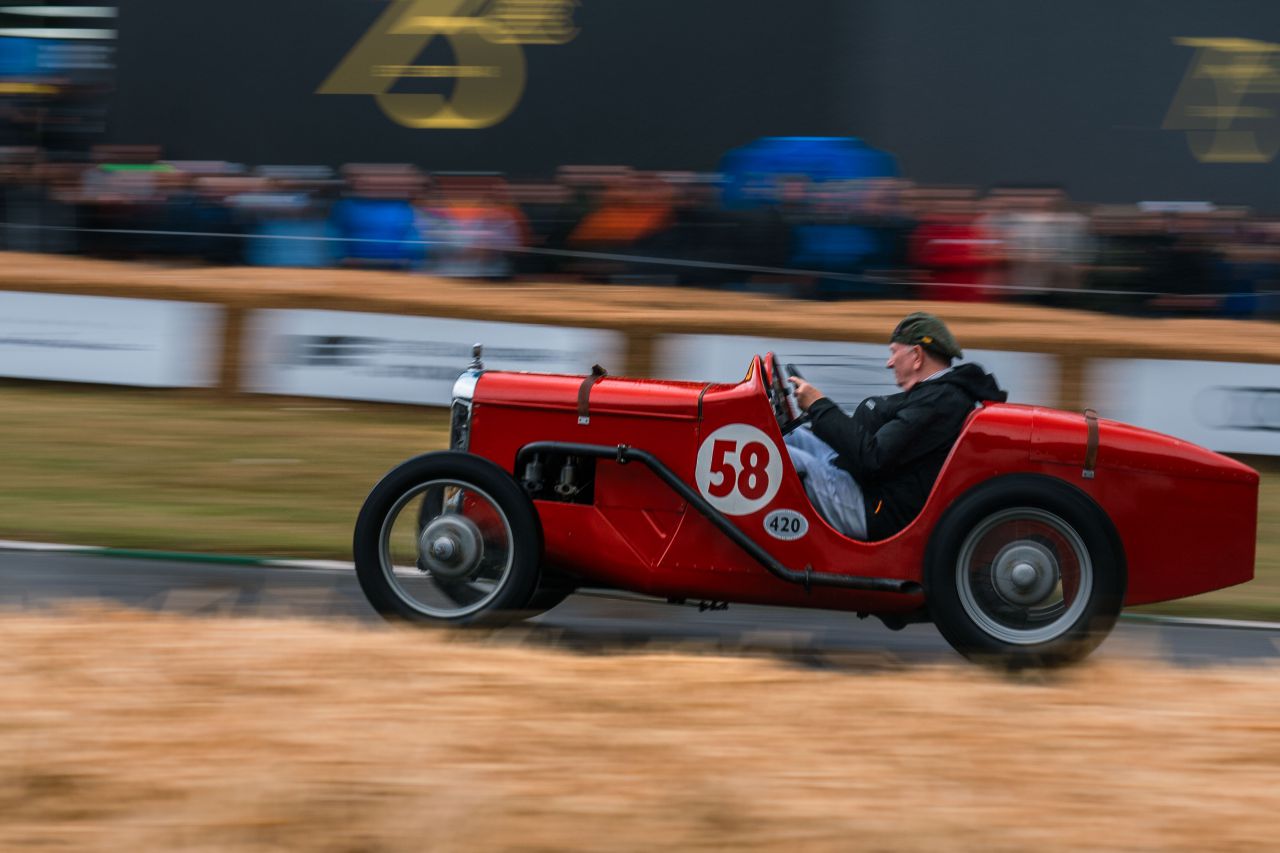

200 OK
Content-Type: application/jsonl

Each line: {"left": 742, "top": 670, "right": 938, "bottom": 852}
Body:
{"left": 3, "top": 0, "right": 1280, "bottom": 310}
{"left": 3, "top": 0, "right": 1280, "bottom": 612}
{"left": 3, "top": 5, "right": 1280, "bottom": 848}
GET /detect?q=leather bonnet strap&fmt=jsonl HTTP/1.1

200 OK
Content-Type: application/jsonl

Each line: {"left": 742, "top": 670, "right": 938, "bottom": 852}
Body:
{"left": 577, "top": 364, "right": 608, "bottom": 425}
{"left": 1083, "top": 408, "right": 1099, "bottom": 480}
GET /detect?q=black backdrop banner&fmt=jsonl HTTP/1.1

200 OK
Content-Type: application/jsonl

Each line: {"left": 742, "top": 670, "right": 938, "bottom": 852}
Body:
{"left": 109, "top": 0, "right": 1280, "bottom": 209}
{"left": 108, "top": 0, "right": 848, "bottom": 174}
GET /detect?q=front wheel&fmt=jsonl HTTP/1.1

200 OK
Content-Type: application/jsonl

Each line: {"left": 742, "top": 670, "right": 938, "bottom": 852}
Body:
{"left": 353, "top": 452, "right": 542, "bottom": 626}
{"left": 925, "top": 475, "right": 1126, "bottom": 668}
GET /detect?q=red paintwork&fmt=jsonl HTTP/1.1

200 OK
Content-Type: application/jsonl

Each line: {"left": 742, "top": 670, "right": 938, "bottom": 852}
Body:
{"left": 466, "top": 357, "right": 1258, "bottom": 615}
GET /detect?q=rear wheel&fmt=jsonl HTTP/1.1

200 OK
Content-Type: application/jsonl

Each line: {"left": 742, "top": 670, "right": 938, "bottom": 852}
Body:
{"left": 925, "top": 475, "right": 1125, "bottom": 668}
{"left": 354, "top": 452, "right": 541, "bottom": 626}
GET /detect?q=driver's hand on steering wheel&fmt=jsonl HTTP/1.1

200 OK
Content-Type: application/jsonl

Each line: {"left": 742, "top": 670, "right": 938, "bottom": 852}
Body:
{"left": 788, "top": 377, "right": 823, "bottom": 411}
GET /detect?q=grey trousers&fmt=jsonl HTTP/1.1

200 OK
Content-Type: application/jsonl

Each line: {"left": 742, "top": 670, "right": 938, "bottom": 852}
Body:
{"left": 783, "top": 426, "right": 868, "bottom": 539}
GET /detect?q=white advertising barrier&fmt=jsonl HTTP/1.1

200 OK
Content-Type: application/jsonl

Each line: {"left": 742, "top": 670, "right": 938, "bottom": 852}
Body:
{"left": 244, "top": 309, "right": 626, "bottom": 406}
{"left": 0, "top": 291, "right": 220, "bottom": 387}
{"left": 656, "top": 334, "right": 1058, "bottom": 410}
{"left": 1087, "top": 358, "right": 1280, "bottom": 455}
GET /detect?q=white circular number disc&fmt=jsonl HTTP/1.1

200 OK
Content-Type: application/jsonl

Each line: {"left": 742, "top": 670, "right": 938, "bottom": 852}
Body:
{"left": 695, "top": 423, "right": 783, "bottom": 516}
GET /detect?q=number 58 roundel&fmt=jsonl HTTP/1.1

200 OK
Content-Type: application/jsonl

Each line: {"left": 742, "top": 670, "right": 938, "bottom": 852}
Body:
{"left": 694, "top": 424, "right": 783, "bottom": 515}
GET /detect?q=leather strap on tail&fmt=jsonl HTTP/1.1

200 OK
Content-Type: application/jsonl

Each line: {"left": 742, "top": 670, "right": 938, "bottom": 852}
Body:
{"left": 1083, "top": 408, "right": 1099, "bottom": 479}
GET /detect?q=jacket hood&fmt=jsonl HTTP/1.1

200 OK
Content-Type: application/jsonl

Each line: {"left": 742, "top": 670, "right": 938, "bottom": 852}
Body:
{"left": 931, "top": 362, "right": 1007, "bottom": 403}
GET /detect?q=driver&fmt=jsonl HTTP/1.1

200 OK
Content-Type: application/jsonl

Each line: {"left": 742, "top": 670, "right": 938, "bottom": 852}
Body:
{"left": 785, "top": 312, "right": 1007, "bottom": 540}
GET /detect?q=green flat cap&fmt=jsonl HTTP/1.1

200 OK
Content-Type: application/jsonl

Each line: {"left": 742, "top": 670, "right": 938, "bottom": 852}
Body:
{"left": 890, "top": 312, "right": 963, "bottom": 360}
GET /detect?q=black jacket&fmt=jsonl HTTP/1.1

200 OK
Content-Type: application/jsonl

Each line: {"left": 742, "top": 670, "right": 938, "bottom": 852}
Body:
{"left": 807, "top": 363, "right": 1007, "bottom": 541}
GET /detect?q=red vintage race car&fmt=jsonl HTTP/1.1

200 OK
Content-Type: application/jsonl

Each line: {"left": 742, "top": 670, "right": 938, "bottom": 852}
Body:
{"left": 352, "top": 347, "right": 1259, "bottom": 666}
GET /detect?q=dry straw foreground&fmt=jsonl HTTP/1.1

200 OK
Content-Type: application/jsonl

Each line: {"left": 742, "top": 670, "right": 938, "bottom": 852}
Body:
{"left": 2, "top": 608, "right": 1278, "bottom": 851}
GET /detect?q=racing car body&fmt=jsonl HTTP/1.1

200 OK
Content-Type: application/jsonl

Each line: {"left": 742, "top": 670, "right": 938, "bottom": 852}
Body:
{"left": 353, "top": 350, "right": 1258, "bottom": 666}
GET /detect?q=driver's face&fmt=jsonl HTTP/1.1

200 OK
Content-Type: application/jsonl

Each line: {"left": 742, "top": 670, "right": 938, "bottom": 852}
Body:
{"left": 886, "top": 342, "right": 923, "bottom": 390}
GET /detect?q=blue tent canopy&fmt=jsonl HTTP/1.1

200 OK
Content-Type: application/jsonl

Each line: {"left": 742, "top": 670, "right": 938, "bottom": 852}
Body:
{"left": 0, "top": 37, "right": 41, "bottom": 77}
{"left": 719, "top": 136, "right": 899, "bottom": 208}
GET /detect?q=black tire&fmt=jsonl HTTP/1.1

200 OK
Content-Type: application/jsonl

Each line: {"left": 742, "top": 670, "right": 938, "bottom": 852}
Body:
{"left": 524, "top": 571, "right": 578, "bottom": 616}
{"left": 924, "top": 474, "right": 1126, "bottom": 668}
{"left": 354, "top": 451, "right": 542, "bottom": 626}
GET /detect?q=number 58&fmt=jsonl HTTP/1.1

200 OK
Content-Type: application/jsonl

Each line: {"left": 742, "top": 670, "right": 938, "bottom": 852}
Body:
{"left": 707, "top": 439, "right": 771, "bottom": 500}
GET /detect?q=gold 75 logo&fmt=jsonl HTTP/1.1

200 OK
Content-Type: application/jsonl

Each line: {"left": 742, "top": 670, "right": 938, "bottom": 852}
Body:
{"left": 1164, "top": 37, "right": 1280, "bottom": 163}
{"left": 317, "top": 0, "right": 578, "bottom": 130}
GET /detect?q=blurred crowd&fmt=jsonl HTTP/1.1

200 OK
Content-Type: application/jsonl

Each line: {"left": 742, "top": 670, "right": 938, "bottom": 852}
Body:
{"left": 2, "top": 144, "right": 1278, "bottom": 316}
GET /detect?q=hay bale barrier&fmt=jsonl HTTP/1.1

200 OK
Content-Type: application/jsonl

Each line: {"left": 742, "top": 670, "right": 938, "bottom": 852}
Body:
{"left": 1, "top": 609, "right": 1277, "bottom": 851}
{"left": 4, "top": 251, "right": 1280, "bottom": 368}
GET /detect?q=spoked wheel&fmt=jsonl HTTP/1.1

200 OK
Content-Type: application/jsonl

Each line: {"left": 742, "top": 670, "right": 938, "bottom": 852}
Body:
{"left": 926, "top": 475, "right": 1126, "bottom": 668}
{"left": 956, "top": 509, "right": 1090, "bottom": 643}
{"left": 415, "top": 483, "right": 474, "bottom": 606}
{"left": 354, "top": 452, "right": 541, "bottom": 626}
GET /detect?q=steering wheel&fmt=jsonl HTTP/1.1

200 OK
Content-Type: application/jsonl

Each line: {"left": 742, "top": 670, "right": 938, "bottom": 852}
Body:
{"left": 764, "top": 353, "right": 808, "bottom": 434}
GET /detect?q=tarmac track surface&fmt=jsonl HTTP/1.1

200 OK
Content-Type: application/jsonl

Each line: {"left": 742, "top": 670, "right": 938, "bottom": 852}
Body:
{"left": 2, "top": 551, "right": 1279, "bottom": 667}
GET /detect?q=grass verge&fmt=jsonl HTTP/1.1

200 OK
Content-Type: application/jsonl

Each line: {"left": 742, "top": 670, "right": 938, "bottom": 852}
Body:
{"left": 1, "top": 382, "right": 1276, "bottom": 620}
{"left": 0, "top": 383, "right": 446, "bottom": 558}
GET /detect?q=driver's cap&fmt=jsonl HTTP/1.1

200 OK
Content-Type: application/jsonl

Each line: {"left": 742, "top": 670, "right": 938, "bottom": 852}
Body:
{"left": 890, "top": 312, "right": 962, "bottom": 360}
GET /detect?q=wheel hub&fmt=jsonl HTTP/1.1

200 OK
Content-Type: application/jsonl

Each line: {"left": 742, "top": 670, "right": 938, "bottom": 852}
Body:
{"left": 991, "top": 540, "right": 1059, "bottom": 606}
{"left": 417, "top": 514, "right": 484, "bottom": 580}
